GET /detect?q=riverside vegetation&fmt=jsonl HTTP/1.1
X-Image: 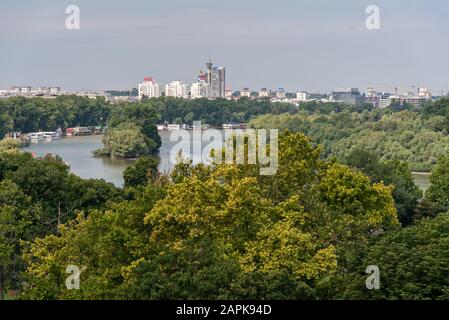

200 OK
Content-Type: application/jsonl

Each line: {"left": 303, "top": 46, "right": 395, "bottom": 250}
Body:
{"left": 1, "top": 96, "right": 449, "bottom": 299}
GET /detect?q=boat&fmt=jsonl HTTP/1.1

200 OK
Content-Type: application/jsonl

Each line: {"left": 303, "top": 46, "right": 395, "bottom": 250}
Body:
{"left": 42, "top": 131, "right": 61, "bottom": 141}
{"left": 167, "top": 124, "right": 182, "bottom": 131}
{"left": 222, "top": 123, "right": 241, "bottom": 129}
{"left": 27, "top": 132, "right": 45, "bottom": 141}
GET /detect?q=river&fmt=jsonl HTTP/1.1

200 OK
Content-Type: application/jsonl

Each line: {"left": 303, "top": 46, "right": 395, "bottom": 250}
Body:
{"left": 22, "top": 133, "right": 431, "bottom": 191}
{"left": 22, "top": 131, "right": 222, "bottom": 187}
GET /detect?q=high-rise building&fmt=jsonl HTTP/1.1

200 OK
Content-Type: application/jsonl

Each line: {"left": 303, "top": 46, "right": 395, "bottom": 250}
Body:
{"left": 165, "top": 81, "right": 188, "bottom": 98}
{"left": 138, "top": 77, "right": 161, "bottom": 99}
{"left": 205, "top": 60, "right": 225, "bottom": 98}
{"left": 191, "top": 82, "right": 210, "bottom": 99}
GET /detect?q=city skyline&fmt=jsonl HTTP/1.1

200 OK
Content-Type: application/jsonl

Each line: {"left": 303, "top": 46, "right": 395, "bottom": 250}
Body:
{"left": 1, "top": 0, "right": 449, "bottom": 92}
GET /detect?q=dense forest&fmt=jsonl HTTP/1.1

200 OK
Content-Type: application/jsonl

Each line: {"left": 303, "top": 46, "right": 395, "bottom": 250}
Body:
{"left": 249, "top": 98, "right": 449, "bottom": 172}
{"left": 4, "top": 96, "right": 449, "bottom": 167}
{"left": 1, "top": 130, "right": 449, "bottom": 299}
{"left": 0, "top": 96, "right": 297, "bottom": 137}
{"left": 2, "top": 96, "right": 449, "bottom": 299}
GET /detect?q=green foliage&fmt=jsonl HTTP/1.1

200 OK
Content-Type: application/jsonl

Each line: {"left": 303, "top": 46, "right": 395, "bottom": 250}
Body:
{"left": 95, "top": 122, "right": 158, "bottom": 158}
{"left": 0, "top": 138, "right": 20, "bottom": 152}
{"left": 0, "top": 180, "right": 42, "bottom": 299}
{"left": 0, "top": 151, "right": 123, "bottom": 299}
{"left": 20, "top": 131, "right": 398, "bottom": 300}
{"left": 0, "top": 96, "right": 110, "bottom": 135}
{"left": 123, "top": 157, "right": 159, "bottom": 187}
{"left": 426, "top": 156, "right": 449, "bottom": 209}
{"left": 345, "top": 149, "right": 423, "bottom": 225}
{"left": 249, "top": 102, "right": 449, "bottom": 171}
{"left": 4, "top": 96, "right": 449, "bottom": 300}
{"left": 339, "top": 213, "right": 449, "bottom": 300}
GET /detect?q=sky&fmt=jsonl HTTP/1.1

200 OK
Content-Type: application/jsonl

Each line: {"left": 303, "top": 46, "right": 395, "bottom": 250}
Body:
{"left": 1, "top": 0, "right": 449, "bottom": 93}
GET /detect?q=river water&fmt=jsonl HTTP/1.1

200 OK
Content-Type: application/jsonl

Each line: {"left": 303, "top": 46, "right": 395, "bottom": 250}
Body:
{"left": 22, "top": 131, "right": 222, "bottom": 187}
{"left": 22, "top": 133, "right": 431, "bottom": 191}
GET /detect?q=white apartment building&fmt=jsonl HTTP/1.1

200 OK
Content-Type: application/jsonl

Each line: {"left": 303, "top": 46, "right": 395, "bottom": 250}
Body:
{"left": 165, "top": 81, "right": 188, "bottom": 98}
{"left": 240, "top": 88, "right": 251, "bottom": 98}
{"left": 138, "top": 77, "right": 161, "bottom": 99}
{"left": 296, "top": 91, "right": 309, "bottom": 102}
{"left": 49, "top": 87, "right": 61, "bottom": 95}
{"left": 418, "top": 88, "right": 432, "bottom": 99}
{"left": 191, "top": 82, "right": 210, "bottom": 99}
{"left": 20, "top": 86, "right": 32, "bottom": 94}
{"left": 39, "top": 87, "right": 50, "bottom": 94}
{"left": 259, "top": 88, "right": 269, "bottom": 98}
{"left": 276, "top": 88, "right": 286, "bottom": 99}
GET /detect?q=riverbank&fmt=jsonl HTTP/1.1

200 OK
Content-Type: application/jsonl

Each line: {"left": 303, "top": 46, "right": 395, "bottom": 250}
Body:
{"left": 19, "top": 133, "right": 433, "bottom": 191}
{"left": 22, "top": 135, "right": 133, "bottom": 187}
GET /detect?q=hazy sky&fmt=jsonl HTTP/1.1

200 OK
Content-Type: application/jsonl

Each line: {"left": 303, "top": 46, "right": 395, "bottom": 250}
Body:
{"left": 1, "top": 0, "right": 449, "bottom": 93}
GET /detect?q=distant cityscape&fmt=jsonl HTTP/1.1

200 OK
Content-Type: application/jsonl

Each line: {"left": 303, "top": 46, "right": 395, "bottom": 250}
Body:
{"left": 1, "top": 60, "right": 447, "bottom": 109}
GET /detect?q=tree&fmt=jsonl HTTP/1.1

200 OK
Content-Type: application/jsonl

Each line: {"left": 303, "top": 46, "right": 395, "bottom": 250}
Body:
{"left": 0, "top": 138, "right": 20, "bottom": 151}
{"left": 21, "top": 183, "right": 167, "bottom": 300}
{"left": 95, "top": 122, "right": 158, "bottom": 159}
{"left": 345, "top": 149, "right": 422, "bottom": 225}
{"left": 339, "top": 213, "right": 449, "bottom": 300}
{"left": 426, "top": 155, "right": 449, "bottom": 210}
{"left": 0, "top": 180, "right": 41, "bottom": 299}
{"left": 123, "top": 157, "right": 159, "bottom": 188}
{"left": 20, "top": 131, "right": 398, "bottom": 299}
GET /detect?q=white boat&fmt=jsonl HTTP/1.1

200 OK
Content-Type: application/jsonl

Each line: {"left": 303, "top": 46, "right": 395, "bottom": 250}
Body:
{"left": 167, "top": 124, "right": 182, "bottom": 130}
{"left": 27, "top": 129, "right": 62, "bottom": 142}
{"left": 42, "top": 132, "right": 61, "bottom": 141}
{"left": 27, "top": 132, "right": 45, "bottom": 141}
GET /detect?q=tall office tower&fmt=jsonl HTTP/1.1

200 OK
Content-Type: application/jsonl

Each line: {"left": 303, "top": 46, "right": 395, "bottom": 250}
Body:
{"left": 205, "top": 60, "right": 225, "bottom": 98}
{"left": 165, "top": 80, "right": 188, "bottom": 98}
{"left": 138, "top": 77, "right": 161, "bottom": 99}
